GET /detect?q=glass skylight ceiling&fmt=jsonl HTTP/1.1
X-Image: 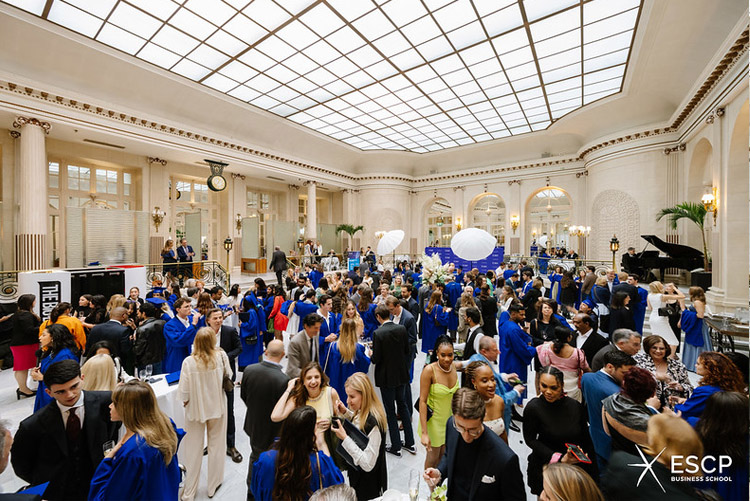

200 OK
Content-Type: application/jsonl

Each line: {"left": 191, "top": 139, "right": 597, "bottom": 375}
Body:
{"left": 4, "top": 0, "right": 642, "bottom": 152}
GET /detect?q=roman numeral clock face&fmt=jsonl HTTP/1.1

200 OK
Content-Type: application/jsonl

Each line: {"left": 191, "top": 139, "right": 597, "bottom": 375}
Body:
{"left": 207, "top": 175, "right": 226, "bottom": 191}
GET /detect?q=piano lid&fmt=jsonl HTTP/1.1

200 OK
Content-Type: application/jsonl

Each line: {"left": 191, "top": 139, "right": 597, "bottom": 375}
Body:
{"left": 640, "top": 235, "right": 704, "bottom": 258}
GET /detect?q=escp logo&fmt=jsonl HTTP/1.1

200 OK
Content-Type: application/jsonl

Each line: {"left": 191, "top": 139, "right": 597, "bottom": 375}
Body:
{"left": 671, "top": 455, "right": 733, "bottom": 475}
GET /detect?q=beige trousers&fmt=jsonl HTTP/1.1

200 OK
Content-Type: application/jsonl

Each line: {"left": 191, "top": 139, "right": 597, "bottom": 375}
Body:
{"left": 180, "top": 414, "right": 227, "bottom": 501}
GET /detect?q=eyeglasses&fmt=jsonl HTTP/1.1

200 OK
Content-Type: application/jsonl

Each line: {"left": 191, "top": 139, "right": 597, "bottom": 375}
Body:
{"left": 453, "top": 420, "right": 483, "bottom": 437}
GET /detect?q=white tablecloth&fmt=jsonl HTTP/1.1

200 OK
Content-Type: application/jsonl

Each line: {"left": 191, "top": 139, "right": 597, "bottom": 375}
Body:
{"left": 322, "top": 256, "right": 340, "bottom": 271}
{"left": 150, "top": 377, "right": 185, "bottom": 429}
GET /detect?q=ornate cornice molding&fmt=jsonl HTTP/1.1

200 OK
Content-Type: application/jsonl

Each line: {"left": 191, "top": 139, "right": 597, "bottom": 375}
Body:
{"left": 12, "top": 115, "right": 50, "bottom": 133}
{"left": 147, "top": 156, "right": 167, "bottom": 166}
{"left": 9, "top": 130, "right": 20, "bottom": 139}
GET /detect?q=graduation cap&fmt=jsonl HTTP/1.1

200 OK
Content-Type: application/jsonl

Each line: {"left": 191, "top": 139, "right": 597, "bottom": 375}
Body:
{"left": 146, "top": 297, "right": 167, "bottom": 305}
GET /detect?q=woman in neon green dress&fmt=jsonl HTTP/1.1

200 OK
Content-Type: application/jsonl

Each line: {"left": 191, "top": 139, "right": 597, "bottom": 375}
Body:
{"left": 418, "top": 335, "right": 460, "bottom": 469}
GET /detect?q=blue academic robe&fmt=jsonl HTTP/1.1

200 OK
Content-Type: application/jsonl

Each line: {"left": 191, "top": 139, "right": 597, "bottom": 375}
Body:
{"left": 88, "top": 423, "right": 185, "bottom": 501}
{"left": 632, "top": 287, "right": 648, "bottom": 334}
{"left": 163, "top": 316, "right": 197, "bottom": 373}
{"left": 360, "top": 303, "right": 378, "bottom": 340}
{"left": 309, "top": 269, "right": 323, "bottom": 289}
{"left": 444, "top": 282, "right": 463, "bottom": 331}
{"left": 547, "top": 272, "right": 562, "bottom": 301}
{"left": 503, "top": 269, "right": 515, "bottom": 281}
{"left": 421, "top": 304, "right": 450, "bottom": 354}
{"left": 295, "top": 301, "right": 320, "bottom": 331}
{"left": 675, "top": 385, "right": 721, "bottom": 421}
{"left": 238, "top": 294, "right": 266, "bottom": 367}
{"left": 581, "top": 370, "right": 622, "bottom": 465}
{"left": 318, "top": 312, "right": 341, "bottom": 353}
{"left": 468, "top": 353, "right": 519, "bottom": 430}
{"left": 251, "top": 450, "right": 343, "bottom": 501}
{"left": 323, "top": 343, "right": 370, "bottom": 406}
{"left": 34, "top": 348, "right": 79, "bottom": 412}
{"left": 498, "top": 320, "right": 535, "bottom": 398}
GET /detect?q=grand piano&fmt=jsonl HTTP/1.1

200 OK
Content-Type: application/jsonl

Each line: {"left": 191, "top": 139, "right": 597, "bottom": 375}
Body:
{"left": 622, "top": 235, "right": 705, "bottom": 282}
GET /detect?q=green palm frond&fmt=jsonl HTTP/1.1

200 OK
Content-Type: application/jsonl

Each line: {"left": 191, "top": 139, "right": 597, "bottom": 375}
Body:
{"left": 655, "top": 202, "right": 707, "bottom": 230}
{"left": 335, "top": 224, "right": 364, "bottom": 237}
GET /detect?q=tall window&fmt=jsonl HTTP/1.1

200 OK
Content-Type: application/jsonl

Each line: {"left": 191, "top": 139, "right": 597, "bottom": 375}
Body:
{"left": 527, "top": 188, "right": 572, "bottom": 251}
{"left": 426, "top": 198, "right": 453, "bottom": 247}
{"left": 471, "top": 193, "right": 506, "bottom": 246}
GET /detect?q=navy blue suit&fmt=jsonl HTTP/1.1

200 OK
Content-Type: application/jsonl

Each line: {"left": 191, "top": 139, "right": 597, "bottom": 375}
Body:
{"left": 87, "top": 320, "right": 131, "bottom": 358}
{"left": 581, "top": 370, "right": 621, "bottom": 467}
{"left": 176, "top": 245, "right": 194, "bottom": 262}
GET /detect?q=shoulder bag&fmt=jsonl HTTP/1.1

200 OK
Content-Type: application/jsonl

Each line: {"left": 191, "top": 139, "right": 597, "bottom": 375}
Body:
{"left": 221, "top": 352, "right": 234, "bottom": 392}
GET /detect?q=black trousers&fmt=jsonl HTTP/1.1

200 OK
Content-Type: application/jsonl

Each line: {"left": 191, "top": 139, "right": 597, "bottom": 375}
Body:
{"left": 275, "top": 270, "right": 284, "bottom": 288}
{"left": 226, "top": 389, "right": 236, "bottom": 448}
{"left": 380, "top": 384, "right": 415, "bottom": 452}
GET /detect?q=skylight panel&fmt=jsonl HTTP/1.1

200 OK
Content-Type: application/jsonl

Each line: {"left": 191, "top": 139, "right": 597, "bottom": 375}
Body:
{"left": 533, "top": 29, "right": 580, "bottom": 58}
{"left": 549, "top": 97, "right": 581, "bottom": 111}
{"left": 545, "top": 76, "right": 581, "bottom": 94}
{"left": 287, "top": 94, "right": 317, "bottom": 109}
{"left": 326, "top": 57, "right": 358, "bottom": 78}
{"left": 583, "top": 48, "right": 629, "bottom": 72}
{"left": 584, "top": 31, "right": 632, "bottom": 59}
{"left": 184, "top": 0, "right": 236, "bottom": 26}
{"left": 523, "top": 0, "right": 578, "bottom": 23}
{"left": 325, "top": 26, "right": 365, "bottom": 54}
{"left": 421, "top": 78, "right": 448, "bottom": 93}
{"left": 492, "top": 28, "right": 531, "bottom": 55}
{"left": 584, "top": 79, "right": 620, "bottom": 96}
{"left": 304, "top": 40, "right": 340, "bottom": 65}
{"left": 348, "top": 44, "right": 382, "bottom": 67}
{"left": 481, "top": 3, "right": 524, "bottom": 37}
{"left": 219, "top": 60, "right": 258, "bottom": 82}
{"left": 127, "top": 0, "right": 179, "bottom": 21}
{"left": 152, "top": 25, "right": 200, "bottom": 56}
{"left": 541, "top": 63, "right": 580, "bottom": 83}
{"left": 246, "top": 73, "right": 280, "bottom": 93}
{"left": 65, "top": 0, "right": 115, "bottom": 19}
{"left": 583, "top": 87, "right": 618, "bottom": 104}
{"left": 360, "top": 83, "right": 388, "bottom": 99}
{"left": 395, "top": 86, "right": 422, "bottom": 101}
{"left": 505, "top": 61, "right": 536, "bottom": 80}
{"left": 243, "top": 0, "right": 290, "bottom": 30}
{"left": 305, "top": 105, "right": 333, "bottom": 118}
{"left": 584, "top": 0, "right": 640, "bottom": 25}
{"left": 417, "top": 36, "right": 454, "bottom": 61}
{"left": 251, "top": 94, "right": 281, "bottom": 109}
{"left": 239, "top": 49, "right": 276, "bottom": 71}
{"left": 459, "top": 42, "right": 495, "bottom": 66}
{"left": 97, "top": 23, "right": 145, "bottom": 55}
{"left": 285, "top": 52, "right": 317, "bottom": 73}
{"left": 223, "top": 14, "right": 267, "bottom": 44}
{"left": 468, "top": 59, "right": 501, "bottom": 79}
{"left": 138, "top": 43, "right": 181, "bottom": 68}
{"left": 306, "top": 66, "right": 338, "bottom": 86}
{"left": 256, "top": 36, "right": 296, "bottom": 60}
{"left": 300, "top": 3, "right": 344, "bottom": 37}
{"left": 353, "top": 9, "right": 394, "bottom": 41}
{"left": 277, "top": 20, "right": 319, "bottom": 50}
{"left": 538, "top": 47, "right": 579, "bottom": 72}
{"left": 188, "top": 44, "right": 229, "bottom": 69}
{"left": 327, "top": 0, "right": 374, "bottom": 22}
{"left": 432, "top": 0, "right": 477, "bottom": 32}
{"left": 170, "top": 8, "right": 217, "bottom": 40}
{"left": 584, "top": 9, "right": 638, "bottom": 43}
{"left": 3, "top": 0, "right": 46, "bottom": 15}
{"left": 548, "top": 87, "right": 581, "bottom": 104}
{"left": 206, "top": 30, "right": 248, "bottom": 56}
{"left": 365, "top": 60, "right": 397, "bottom": 80}
{"left": 227, "top": 84, "right": 262, "bottom": 101}
{"left": 47, "top": 1, "right": 102, "bottom": 37}
{"left": 275, "top": 0, "right": 316, "bottom": 15}
{"left": 499, "top": 45, "right": 533, "bottom": 68}
{"left": 446, "top": 21, "right": 484, "bottom": 51}
{"left": 264, "top": 63, "right": 298, "bottom": 83}
{"left": 390, "top": 49, "right": 424, "bottom": 71}
{"left": 269, "top": 103, "right": 298, "bottom": 117}
{"left": 381, "top": 0, "right": 428, "bottom": 27}
{"left": 514, "top": 73, "right": 540, "bottom": 91}
{"left": 484, "top": 83, "right": 512, "bottom": 98}
{"left": 307, "top": 87, "right": 335, "bottom": 102}
{"left": 442, "top": 68, "right": 473, "bottom": 87}
{"left": 373, "top": 31, "right": 411, "bottom": 57}
{"left": 204, "top": 73, "right": 239, "bottom": 92}
{"left": 584, "top": 65, "right": 624, "bottom": 85}
{"left": 172, "top": 59, "right": 211, "bottom": 80}
{"left": 400, "top": 16, "right": 442, "bottom": 46}
{"left": 529, "top": 7, "right": 579, "bottom": 43}
{"left": 344, "top": 70, "right": 375, "bottom": 88}
{"left": 324, "top": 79, "right": 354, "bottom": 95}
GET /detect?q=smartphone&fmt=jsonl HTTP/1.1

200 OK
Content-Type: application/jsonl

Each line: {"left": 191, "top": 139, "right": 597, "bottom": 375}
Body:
{"left": 565, "top": 443, "right": 592, "bottom": 463}
{"left": 331, "top": 417, "right": 341, "bottom": 429}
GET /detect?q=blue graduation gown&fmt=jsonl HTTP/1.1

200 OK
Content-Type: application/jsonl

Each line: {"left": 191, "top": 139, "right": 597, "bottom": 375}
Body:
{"left": 88, "top": 423, "right": 185, "bottom": 501}
{"left": 251, "top": 450, "right": 343, "bottom": 501}
{"left": 421, "top": 304, "right": 450, "bottom": 354}
{"left": 162, "top": 316, "right": 197, "bottom": 373}
{"left": 295, "top": 301, "right": 319, "bottom": 331}
{"left": 309, "top": 269, "right": 323, "bottom": 289}
{"left": 238, "top": 296, "right": 265, "bottom": 368}
{"left": 674, "top": 385, "right": 721, "bottom": 421}
{"left": 498, "top": 320, "right": 535, "bottom": 398}
{"left": 445, "top": 282, "right": 463, "bottom": 331}
{"left": 632, "top": 287, "right": 648, "bottom": 334}
{"left": 318, "top": 312, "right": 341, "bottom": 355}
{"left": 360, "top": 303, "right": 378, "bottom": 340}
{"left": 547, "top": 273, "right": 562, "bottom": 301}
{"left": 323, "top": 343, "right": 370, "bottom": 406}
{"left": 34, "top": 348, "right": 79, "bottom": 412}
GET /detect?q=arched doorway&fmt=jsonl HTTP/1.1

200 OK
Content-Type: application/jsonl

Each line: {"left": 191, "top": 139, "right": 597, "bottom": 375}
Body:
{"left": 425, "top": 198, "right": 453, "bottom": 247}
{"left": 686, "top": 138, "right": 713, "bottom": 251}
{"left": 526, "top": 187, "right": 573, "bottom": 252}
{"left": 469, "top": 193, "right": 506, "bottom": 246}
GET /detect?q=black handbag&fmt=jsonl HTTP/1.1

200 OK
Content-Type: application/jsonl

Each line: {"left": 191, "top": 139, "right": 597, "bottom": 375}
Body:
{"left": 414, "top": 398, "right": 433, "bottom": 421}
{"left": 657, "top": 307, "right": 671, "bottom": 317}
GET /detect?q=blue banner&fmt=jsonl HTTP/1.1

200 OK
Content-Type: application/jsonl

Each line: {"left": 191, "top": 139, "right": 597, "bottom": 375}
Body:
{"left": 423, "top": 247, "right": 505, "bottom": 272}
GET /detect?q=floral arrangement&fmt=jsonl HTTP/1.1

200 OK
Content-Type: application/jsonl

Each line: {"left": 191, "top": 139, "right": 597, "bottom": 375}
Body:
{"left": 418, "top": 253, "right": 451, "bottom": 285}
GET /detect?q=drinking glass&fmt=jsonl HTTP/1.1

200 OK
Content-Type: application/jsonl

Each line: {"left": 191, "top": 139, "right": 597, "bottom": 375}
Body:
{"left": 409, "top": 469, "right": 419, "bottom": 501}
{"left": 146, "top": 364, "right": 153, "bottom": 378}
{"left": 103, "top": 440, "right": 115, "bottom": 456}
{"left": 139, "top": 368, "right": 148, "bottom": 380}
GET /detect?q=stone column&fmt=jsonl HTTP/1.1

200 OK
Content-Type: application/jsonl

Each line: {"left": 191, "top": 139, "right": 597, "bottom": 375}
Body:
{"left": 453, "top": 186, "right": 465, "bottom": 233}
{"left": 13, "top": 117, "right": 50, "bottom": 270}
{"left": 305, "top": 180, "right": 317, "bottom": 240}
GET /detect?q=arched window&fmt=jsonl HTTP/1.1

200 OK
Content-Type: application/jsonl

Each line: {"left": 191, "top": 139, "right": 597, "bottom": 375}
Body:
{"left": 470, "top": 193, "right": 506, "bottom": 246}
{"left": 425, "top": 198, "right": 453, "bottom": 247}
{"left": 526, "top": 188, "right": 572, "bottom": 252}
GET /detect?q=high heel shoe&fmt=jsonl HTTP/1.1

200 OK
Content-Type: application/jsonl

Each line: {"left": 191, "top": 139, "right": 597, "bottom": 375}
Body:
{"left": 16, "top": 389, "right": 34, "bottom": 399}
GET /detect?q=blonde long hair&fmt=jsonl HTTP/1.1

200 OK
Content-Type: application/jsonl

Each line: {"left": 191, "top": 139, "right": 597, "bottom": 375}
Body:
{"left": 645, "top": 414, "right": 704, "bottom": 476}
{"left": 338, "top": 318, "right": 358, "bottom": 363}
{"left": 649, "top": 281, "right": 664, "bottom": 294}
{"left": 112, "top": 380, "right": 178, "bottom": 464}
{"left": 81, "top": 354, "right": 117, "bottom": 392}
{"left": 106, "top": 294, "right": 126, "bottom": 315}
{"left": 192, "top": 327, "right": 218, "bottom": 369}
{"left": 542, "top": 463, "right": 604, "bottom": 501}
{"left": 345, "top": 372, "right": 387, "bottom": 432}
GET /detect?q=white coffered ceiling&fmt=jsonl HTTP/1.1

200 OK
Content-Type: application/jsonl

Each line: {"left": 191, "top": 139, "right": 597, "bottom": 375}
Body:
{"left": 1, "top": 0, "right": 643, "bottom": 153}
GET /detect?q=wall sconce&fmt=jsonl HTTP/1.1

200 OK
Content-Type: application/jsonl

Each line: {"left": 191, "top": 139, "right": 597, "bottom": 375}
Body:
{"left": 235, "top": 213, "right": 243, "bottom": 233}
{"left": 151, "top": 207, "right": 165, "bottom": 232}
{"left": 510, "top": 214, "right": 520, "bottom": 234}
{"left": 455, "top": 217, "right": 462, "bottom": 231}
{"left": 375, "top": 231, "right": 386, "bottom": 239}
{"left": 702, "top": 187, "right": 717, "bottom": 225}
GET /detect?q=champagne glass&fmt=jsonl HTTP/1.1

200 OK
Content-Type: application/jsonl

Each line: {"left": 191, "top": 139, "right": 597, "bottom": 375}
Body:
{"left": 146, "top": 364, "right": 153, "bottom": 379}
{"left": 103, "top": 440, "right": 115, "bottom": 456}
{"left": 409, "top": 469, "right": 419, "bottom": 501}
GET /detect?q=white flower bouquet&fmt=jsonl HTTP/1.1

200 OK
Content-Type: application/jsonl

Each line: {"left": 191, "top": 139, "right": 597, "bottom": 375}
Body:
{"left": 418, "top": 253, "right": 451, "bottom": 285}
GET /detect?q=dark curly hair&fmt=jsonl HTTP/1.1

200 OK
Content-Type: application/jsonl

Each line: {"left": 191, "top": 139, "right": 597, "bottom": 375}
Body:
{"left": 621, "top": 367, "right": 656, "bottom": 403}
{"left": 699, "top": 352, "right": 745, "bottom": 392}
{"left": 464, "top": 360, "right": 491, "bottom": 390}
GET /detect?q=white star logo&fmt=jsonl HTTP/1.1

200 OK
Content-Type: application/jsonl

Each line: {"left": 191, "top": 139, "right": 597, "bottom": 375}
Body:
{"left": 627, "top": 446, "right": 667, "bottom": 493}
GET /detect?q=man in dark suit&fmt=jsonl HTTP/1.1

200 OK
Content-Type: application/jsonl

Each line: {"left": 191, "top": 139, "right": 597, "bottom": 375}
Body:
{"left": 371, "top": 305, "right": 415, "bottom": 457}
{"left": 612, "top": 271, "right": 639, "bottom": 304}
{"left": 11, "top": 360, "right": 119, "bottom": 500}
{"left": 571, "top": 313, "right": 609, "bottom": 367}
{"left": 385, "top": 295, "right": 418, "bottom": 419}
{"left": 86, "top": 306, "right": 132, "bottom": 358}
{"left": 424, "top": 388, "right": 525, "bottom": 501}
{"left": 177, "top": 238, "right": 195, "bottom": 278}
{"left": 286, "top": 313, "right": 322, "bottom": 378}
{"left": 268, "top": 246, "right": 287, "bottom": 289}
{"left": 461, "top": 308, "right": 484, "bottom": 361}
{"left": 207, "top": 308, "right": 243, "bottom": 463}
{"left": 400, "top": 284, "right": 420, "bottom": 323}
{"left": 241, "top": 340, "right": 288, "bottom": 501}
{"left": 591, "top": 328, "right": 642, "bottom": 372}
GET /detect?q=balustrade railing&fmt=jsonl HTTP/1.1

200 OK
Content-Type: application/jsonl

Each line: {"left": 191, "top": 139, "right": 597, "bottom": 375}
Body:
{"left": 145, "top": 260, "right": 229, "bottom": 291}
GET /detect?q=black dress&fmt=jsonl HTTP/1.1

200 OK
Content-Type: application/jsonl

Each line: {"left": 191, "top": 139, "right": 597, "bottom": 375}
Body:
{"left": 522, "top": 288, "right": 542, "bottom": 320}
{"left": 559, "top": 283, "right": 578, "bottom": 307}
{"left": 608, "top": 306, "right": 635, "bottom": 334}
{"left": 523, "top": 395, "right": 598, "bottom": 494}
{"left": 478, "top": 296, "right": 498, "bottom": 337}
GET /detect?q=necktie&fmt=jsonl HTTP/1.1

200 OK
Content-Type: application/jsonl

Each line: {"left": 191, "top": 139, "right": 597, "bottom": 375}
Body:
{"left": 66, "top": 407, "right": 81, "bottom": 442}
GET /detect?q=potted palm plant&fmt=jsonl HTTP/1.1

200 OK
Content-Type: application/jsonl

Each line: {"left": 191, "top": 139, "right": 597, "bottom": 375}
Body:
{"left": 656, "top": 202, "right": 711, "bottom": 288}
{"left": 335, "top": 224, "right": 364, "bottom": 253}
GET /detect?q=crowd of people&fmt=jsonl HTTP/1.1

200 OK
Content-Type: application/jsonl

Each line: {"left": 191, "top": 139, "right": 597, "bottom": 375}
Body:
{"left": 0, "top": 255, "right": 747, "bottom": 501}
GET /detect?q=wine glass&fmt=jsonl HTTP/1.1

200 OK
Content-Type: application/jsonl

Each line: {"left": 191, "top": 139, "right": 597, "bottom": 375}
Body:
{"left": 146, "top": 364, "right": 153, "bottom": 379}
{"left": 139, "top": 368, "right": 148, "bottom": 381}
{"left": 409, "top": 469, "right": 419, "bottom": 501}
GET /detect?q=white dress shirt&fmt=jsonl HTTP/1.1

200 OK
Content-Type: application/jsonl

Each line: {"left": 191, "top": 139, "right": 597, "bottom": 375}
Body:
{"left": 576, "top": 329, "right": 592, "bottom": 350}
{"left": 57, "top": 391, "right": 85, "bottom": 427}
